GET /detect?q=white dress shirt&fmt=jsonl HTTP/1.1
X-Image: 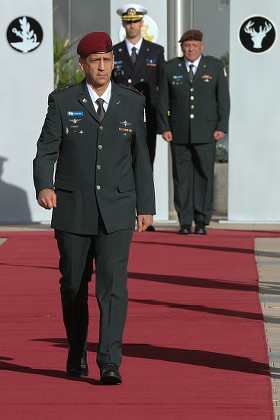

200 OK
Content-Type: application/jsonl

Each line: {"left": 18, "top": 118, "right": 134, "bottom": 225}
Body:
{"left": 125, "top": 38, "right": 143, "bottom": 57}
{"left": 86, "top": 81, "right": 112, "bottom": 112}
{"left": 184, "top": 56, "right": 202, "bottom": 75}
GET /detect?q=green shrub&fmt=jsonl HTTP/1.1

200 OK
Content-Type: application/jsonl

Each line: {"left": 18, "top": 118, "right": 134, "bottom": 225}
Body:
{"left": 54, "top": 34, "right": 84, "bottom": 88}
{"left": 215, "top": 143, "right": 228, "bottom": 163}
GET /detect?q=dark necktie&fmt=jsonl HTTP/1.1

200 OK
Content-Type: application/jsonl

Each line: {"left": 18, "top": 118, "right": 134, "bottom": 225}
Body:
{"left": 189, "top": 64, "right": 195, "bottom": 82}
{"left": 96, "top": 98, "right": 105, "bottom": 121}
{"left": 131, "top": 47, "right": 137, "bottom": 64}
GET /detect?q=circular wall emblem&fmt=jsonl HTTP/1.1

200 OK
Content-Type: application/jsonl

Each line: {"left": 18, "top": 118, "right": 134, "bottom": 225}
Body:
{"left": 7, "top": 16, "right": 43, "bottom": 53}
{"left": 239, "top": 16, "right": 276, "bottom": 53}
{"left": 119, "top": 16, "right": 159, "bottom": 42}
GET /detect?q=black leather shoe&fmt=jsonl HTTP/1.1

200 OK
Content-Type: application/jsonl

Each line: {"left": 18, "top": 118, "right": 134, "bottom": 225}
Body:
{"left": 100, "top": 363, "right": 122, "bottom": 385}
{"left": 195, "top": 222, "right": 207, "bottom": 235}
{"left": 178, "top": 225, "right": 192, "bottom": 234}
{"left": 66, "top": 350, "right": 88, "bottom": 377}
{"left": 146, "top": 225, "right": 155, "bottom": 232}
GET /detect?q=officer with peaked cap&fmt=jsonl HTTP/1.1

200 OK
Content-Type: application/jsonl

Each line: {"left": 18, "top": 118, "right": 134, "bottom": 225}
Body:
{"left": 157, "top": 29, "right": 230, "bottom": 235}
{"left": 113, "top": 3, "right": 165, "bottom": 232}
{"left": 113, "top": 3, "right": 165, "bottom": 170}
{"left": 117, "top": 3, "right": 147, "bottom": 20}
{"left": 34, "top": 31, "right": 155, "bottom": 385}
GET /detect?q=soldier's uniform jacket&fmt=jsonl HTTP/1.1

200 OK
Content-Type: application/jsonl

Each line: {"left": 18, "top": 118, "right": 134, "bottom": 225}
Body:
{"left": 112, "top": 39, "right": 165, "bottom": 109}
{"left": 33, "top": 80, "right": 156, "bottom": 235}
{"left": 157, "top": 55, "right": 230, "bottom": 143}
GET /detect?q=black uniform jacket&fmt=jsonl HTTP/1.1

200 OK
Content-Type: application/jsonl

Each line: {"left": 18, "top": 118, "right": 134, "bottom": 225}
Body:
{"left": 33, "top": 80, "right": 156, "bottom": 235}
{"left": 157, "top": 55, "right": 230, "bottom": 143}
{"left": 113, "top": 39, "right": 165, "bottom": 109}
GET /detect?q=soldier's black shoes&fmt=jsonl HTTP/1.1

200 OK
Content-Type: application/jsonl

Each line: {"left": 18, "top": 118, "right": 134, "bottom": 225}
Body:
{"left": 146, "top": 225, "right": 156, "bottom": 231}
{"left": 178, "top": 223, "right": 207, "bottom": 234}
{"left": 178, "top": 225, "right": 192, "bottom": 234}
{"left": 66, "top": 350, "right": 88, "bottom": 377}
{"left": 195, "top": 222, "right": 207, "bottom": 235}
{"left": 100, "top": 363, "right": 122, "bottom": 385}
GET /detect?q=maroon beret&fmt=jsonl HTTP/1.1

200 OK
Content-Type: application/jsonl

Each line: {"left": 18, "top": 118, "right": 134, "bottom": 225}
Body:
{"left": 77, "top": 32, "right": 113, "bottom": 57}
{"left": 179, "top": 29, "right": 203, "bottom": 43}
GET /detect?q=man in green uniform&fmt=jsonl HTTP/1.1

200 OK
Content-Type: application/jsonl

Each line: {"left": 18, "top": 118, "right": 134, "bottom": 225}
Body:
{"left": 33, "top": 32, "right": 155, "bottom": 384}
{"left": 157, "top": 29, "right": 230, "bottom": 234}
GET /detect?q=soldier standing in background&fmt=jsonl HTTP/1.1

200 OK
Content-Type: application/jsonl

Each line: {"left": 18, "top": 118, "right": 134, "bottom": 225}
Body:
{"left": 113, "top": 4, "right": 165, "bottom": 169}
{"left": 157, "top": 29, "right": 230, "bottom": 235}
{"left": 113, "top": 3, "right": 165, "bottom": 231}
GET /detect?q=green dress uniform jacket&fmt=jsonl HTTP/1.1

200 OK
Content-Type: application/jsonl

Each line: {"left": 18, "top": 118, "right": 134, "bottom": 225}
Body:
{"left": 33, "top": 79, "right": 156, "bottom": 372}
{"left": 157, "top": 55, "right": 230, "bottom": 143}
{"left": 157, "top": 55, "right": 230, "bottom": 227}
{"left": 33, "top": 80, "right": 156, "bottom": 235}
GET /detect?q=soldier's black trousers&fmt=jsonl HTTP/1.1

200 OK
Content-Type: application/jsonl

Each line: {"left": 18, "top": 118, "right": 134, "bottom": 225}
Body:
{"left": 170, "top": 142, "right": 216, "bottom": 226}
{"left": 55, "top": 228, "right": 133, "bottom": 369}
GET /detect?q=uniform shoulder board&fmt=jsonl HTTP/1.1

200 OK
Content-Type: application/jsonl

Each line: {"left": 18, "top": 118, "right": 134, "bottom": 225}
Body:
{"left": 119, "top": 83, "right": 143, "bottom": 96}
{"left": 168, "top": 57, "right": 179, "bottom": 63}
{"left": 52, "top": 84, "right": 75, "bottom": 94}
{"left": 206, "top": 55, "right": 222, "bottom": 63}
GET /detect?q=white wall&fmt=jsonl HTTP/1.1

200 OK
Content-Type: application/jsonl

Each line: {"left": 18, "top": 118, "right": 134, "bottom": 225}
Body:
{"left": 110, "top": 0, "right": 169, "bottom": 221}
{"left": 0, "top": 0, "right": 53, "bottom": 223}
{"left": 228, "top": 0, "right": 280, "bottom": 222}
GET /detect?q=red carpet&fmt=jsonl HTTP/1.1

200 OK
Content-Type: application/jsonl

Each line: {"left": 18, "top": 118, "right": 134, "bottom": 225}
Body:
{"left": 0, "top": 229, "right": 278, "bottom": 419}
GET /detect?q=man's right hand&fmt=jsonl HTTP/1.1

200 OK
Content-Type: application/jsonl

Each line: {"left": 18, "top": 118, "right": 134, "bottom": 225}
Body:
{"left": 37, "top": 189, "right": 57, "bottom": 210}
{"left": 162, "top": 131, "right": 173, "bottom": 142}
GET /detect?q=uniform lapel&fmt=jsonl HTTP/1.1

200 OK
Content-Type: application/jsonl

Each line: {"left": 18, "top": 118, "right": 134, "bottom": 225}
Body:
{"left": 132, "top": 39, "right": 149, "bottom": 77}
{"left": 177, "top": 56, "right": 206, "bottom": 85}
{"left": 177, "top": 57, "right": 190, "bottom": 84}
{"left": 76, "top": 80, "right": 124, "bottom": 124}
{"left": 77, "top": 80, "right": 100, "bottom": 122}
{"left": 133, "top": 39, "right": 160, "bottom": 79}
{"left": 193, "top": 55, "right": 206, "bottom": 84}
{"left": 117, "top": 41, "right": 134, "bottom": 73}
{"left": 102, "top": 82, "right": 121, "bottom": 122}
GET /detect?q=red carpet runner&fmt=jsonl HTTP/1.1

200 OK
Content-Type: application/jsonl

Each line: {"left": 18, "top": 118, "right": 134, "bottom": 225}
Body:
{"left": 0, "top": 229, "right": 277, "bottom": 419}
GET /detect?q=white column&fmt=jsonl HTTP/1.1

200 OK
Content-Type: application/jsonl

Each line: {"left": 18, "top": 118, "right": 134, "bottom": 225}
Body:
{"left": 228, "top": 0, "right": 280, "bottom": 222}
{"left": 0, "top": 0, "right": 53, "bottom": 223}
{"left": 110, "top": 0, "right": 169, "bottom": 221}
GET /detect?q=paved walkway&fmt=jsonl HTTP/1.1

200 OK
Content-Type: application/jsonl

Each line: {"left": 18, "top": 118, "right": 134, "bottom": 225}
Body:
{"left": 256, "top": 237, "right": 280, "bottom": 420}
{"left": 1, "top": 217, "right": 280, "bottom": 419}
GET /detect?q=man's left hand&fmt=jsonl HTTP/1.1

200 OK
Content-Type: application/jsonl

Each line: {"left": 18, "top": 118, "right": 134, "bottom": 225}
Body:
{"left": 136, "top": 215, "right": 153, "bottom": 232}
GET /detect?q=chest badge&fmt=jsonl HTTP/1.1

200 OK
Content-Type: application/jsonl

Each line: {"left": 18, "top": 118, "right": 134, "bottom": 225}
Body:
{"left": 69, "top": 118, "right": 81, "bottom": 124}
{"left": 120, "top": 120, "right": 132, "bottom": 127}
